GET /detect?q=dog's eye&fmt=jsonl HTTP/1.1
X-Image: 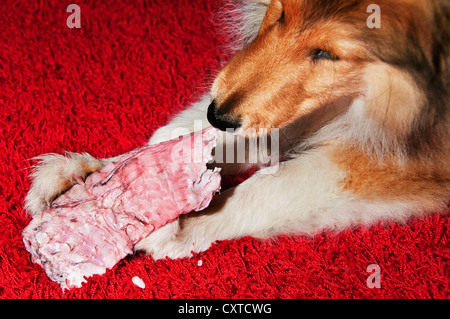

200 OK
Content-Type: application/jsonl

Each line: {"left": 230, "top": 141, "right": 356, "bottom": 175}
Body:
{"left": 312, "top": 49, "right": 339, "bottom": 61}
{"left": 277, "top": 10, "right": 285, "bottom": 23}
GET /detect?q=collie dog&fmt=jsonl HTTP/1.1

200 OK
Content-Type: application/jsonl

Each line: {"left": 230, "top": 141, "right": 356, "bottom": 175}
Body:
{"left": 26, "top": 0, "right": 449, "bottom": 259}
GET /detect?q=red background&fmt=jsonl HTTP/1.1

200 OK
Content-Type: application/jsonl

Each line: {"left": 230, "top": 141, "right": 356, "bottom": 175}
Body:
{"left": 0, "top": 0, "right": 448, "bottom": 298}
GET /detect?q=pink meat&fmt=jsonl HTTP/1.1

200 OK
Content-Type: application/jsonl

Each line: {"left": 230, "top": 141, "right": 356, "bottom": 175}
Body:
{"left": 22, "top": 127, "right": 221, "bottom": 290}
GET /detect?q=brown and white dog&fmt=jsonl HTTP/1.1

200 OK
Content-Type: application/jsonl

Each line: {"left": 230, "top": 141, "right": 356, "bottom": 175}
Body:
{"left": 26, "top": 0, "right": 450, "bottom": 259}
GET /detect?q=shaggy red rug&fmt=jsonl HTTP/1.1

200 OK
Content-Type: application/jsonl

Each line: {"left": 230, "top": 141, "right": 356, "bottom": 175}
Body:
{"left": 0, "top": 0, "right": 448, "bottom": 299}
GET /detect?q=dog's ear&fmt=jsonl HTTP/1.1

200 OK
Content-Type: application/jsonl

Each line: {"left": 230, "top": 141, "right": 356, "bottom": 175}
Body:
{"left": 258, "top": 0, "right": 283, "bottom": 35}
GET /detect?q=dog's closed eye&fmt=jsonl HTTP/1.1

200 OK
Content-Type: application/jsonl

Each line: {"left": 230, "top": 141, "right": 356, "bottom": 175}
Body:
{"left": 277, "top": 10, "right": 285, "bottom": 23}
{"left": 311, "top": 49, "right": 339, "bottom": 61}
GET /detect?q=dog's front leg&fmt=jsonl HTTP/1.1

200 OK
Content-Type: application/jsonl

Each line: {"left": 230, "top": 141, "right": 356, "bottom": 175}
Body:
{"left": 136, "top": 150, "right": 347, "bottom": 260}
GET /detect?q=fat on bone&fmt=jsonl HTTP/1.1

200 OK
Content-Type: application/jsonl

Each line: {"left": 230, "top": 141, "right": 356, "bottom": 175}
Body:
{"left": 22, "top": 127, "right": 221, "bottom": 290}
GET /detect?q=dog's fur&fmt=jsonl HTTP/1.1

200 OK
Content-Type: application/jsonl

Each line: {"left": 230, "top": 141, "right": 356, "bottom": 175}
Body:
{"left": 26, "top": 0, "right": 450, "bottom": 260}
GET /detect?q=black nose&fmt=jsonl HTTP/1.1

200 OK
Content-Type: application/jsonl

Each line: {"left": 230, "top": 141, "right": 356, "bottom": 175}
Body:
{"left": 207, "top": 100, "right": 242, "bottom": 132}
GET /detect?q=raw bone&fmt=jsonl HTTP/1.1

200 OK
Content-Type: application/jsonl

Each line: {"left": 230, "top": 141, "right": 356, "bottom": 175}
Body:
{"left": 22, "top": 127, "right": 221, "bottom": 290}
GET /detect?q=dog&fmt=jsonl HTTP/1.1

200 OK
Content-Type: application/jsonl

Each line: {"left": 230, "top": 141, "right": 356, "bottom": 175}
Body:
{"left": 25, "top": 0, "right": 449, "bottom": 260}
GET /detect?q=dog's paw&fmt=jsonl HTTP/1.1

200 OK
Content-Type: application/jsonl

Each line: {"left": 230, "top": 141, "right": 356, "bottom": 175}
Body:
{"left": 135, "top": 219, "right": 214, "bottom": 260}
{"left": 25, "top": 152, "right": 103, "bottom": 216}
{"left": 134, "top": 221, "right": 186, "bottom": 260}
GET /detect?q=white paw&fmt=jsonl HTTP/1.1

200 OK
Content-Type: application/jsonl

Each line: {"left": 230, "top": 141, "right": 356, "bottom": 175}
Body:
{"left": 135, "top": 219, "right": 213, "bottom": 260}
{"left": 25, "top": 152, "right": 103, "bottom": 215}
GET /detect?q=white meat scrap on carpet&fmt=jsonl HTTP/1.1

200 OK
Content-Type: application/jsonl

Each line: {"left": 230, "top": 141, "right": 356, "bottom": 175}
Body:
{"left": 131, "top": 276, "right": 146, "bottom": 289}
{"left": 22, "top": 127, "right": 221, "bottom": 290}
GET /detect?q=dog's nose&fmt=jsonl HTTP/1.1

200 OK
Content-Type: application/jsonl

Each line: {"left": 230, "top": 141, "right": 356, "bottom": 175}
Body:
{"left": 207, "top": 100, "right": 242, "bottom": 132}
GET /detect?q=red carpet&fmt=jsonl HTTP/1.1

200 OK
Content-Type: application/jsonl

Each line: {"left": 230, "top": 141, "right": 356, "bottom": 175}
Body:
{"left": 0, "top": 0, "right": 448, "bottom": 299}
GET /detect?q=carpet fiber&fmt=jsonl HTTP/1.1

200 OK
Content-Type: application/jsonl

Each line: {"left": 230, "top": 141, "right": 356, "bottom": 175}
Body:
{"left": 0, "top": 0, "right": 448, "bottom": 299}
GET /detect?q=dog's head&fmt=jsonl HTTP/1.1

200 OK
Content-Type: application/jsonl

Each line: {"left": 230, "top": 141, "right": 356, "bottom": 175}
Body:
{"left": 208, "top": 0, "right": 449, "bottom": 146}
